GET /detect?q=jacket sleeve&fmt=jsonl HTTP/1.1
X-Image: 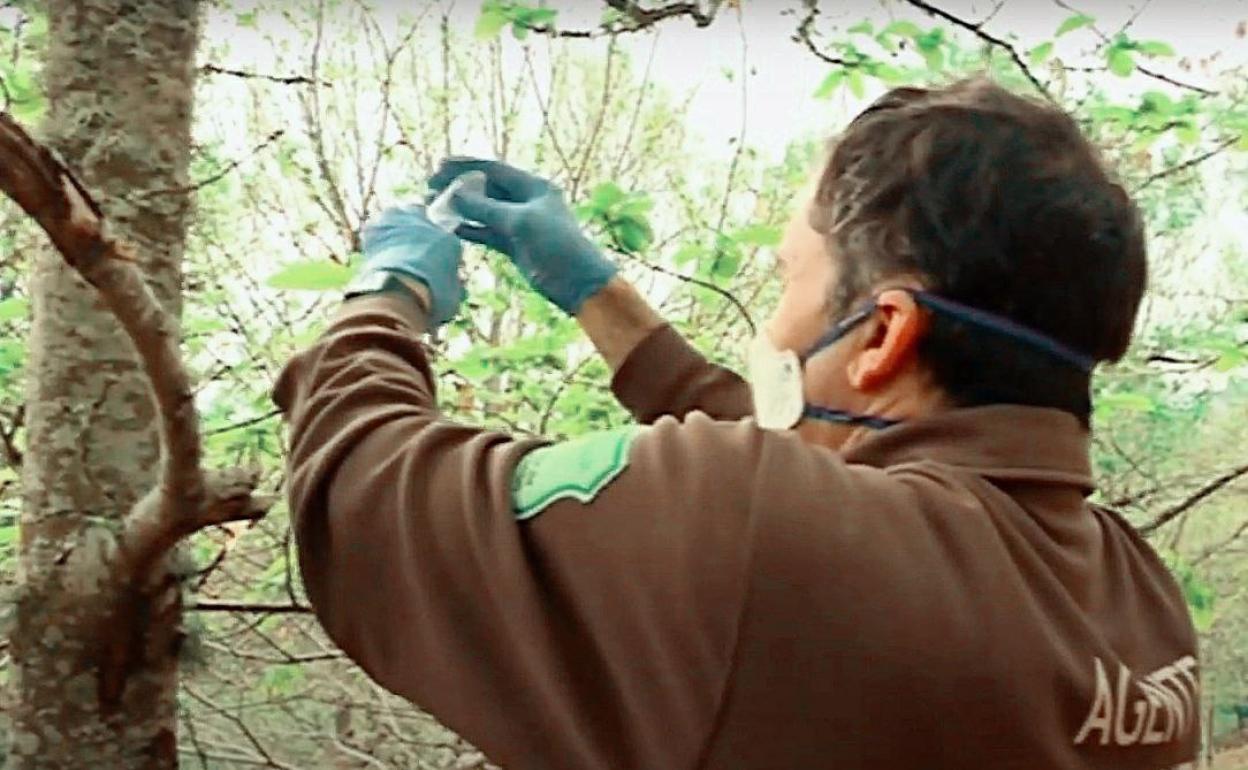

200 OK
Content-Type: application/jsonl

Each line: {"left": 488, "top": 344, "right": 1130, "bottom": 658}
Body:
{"left": 609, "top": 323, "right": 753, "bottom": 424}
{"left": 272, "top": 296, "right": 762, "bottom": 770}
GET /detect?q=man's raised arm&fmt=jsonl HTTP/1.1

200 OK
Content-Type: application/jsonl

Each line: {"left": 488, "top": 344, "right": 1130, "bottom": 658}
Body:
{"left": 427, "top": 158, "right": 753, "bottom": 424}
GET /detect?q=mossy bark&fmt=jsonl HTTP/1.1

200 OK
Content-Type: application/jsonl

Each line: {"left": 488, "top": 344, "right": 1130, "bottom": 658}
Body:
{"left": 8, "top": 2, "right": 200, "bottom": 767}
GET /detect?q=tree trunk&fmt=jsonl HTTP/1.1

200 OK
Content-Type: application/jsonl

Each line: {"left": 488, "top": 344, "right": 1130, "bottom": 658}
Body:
{"left": 8, "top": 2, "right": 200, "bottom": 767}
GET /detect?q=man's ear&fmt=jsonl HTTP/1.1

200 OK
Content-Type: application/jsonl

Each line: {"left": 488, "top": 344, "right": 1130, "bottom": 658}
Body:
{"left": 846, "top": 289, "right": 927, "bottom": 391}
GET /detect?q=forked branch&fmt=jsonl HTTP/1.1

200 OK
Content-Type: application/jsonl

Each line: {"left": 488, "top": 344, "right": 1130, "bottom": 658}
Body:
{"left": 0, "top": 112, "right": 273, "bottom": 581}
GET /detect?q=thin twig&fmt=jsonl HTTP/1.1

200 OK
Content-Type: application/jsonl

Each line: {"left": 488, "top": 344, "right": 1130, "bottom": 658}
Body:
{"left": 1191, "top": 515, "right": 1248, "bottom": 566}
{"left": 617, "top": 249, "right": 755, "bottom": 333}
{"left": 1133, "top": 136, "right": 1238, "bottom": 192}
{"left": 139, "top": 130, "right": 285, "bottom": 198}
{"left": 199, "top": 63, "right": 324, "bottom": 87}
{"left": 792, "top": 1, "right": 857, "bottom": 67}
{"left": 902, "top": 0, "right": 1054, "bottom": 101}
{"left": 569, "top": 35, "right": 618, "bottom": 200}
{"left": 204, "top": 409, "right": 282, "bottom": 437}
{"left": 1137, "top": 463, "right": 1248, "bottom": 536}
{"left": 189, "top": 601, "right": 314, "bottom": 614}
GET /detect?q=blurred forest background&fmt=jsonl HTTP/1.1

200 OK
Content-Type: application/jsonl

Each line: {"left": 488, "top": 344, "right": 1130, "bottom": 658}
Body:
{"left": 0, "top": 0, "right": 1244, "bottom": 767}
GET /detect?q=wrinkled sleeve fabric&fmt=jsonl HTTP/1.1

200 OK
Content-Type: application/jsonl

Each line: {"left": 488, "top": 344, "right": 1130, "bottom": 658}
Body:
{"left": 609, "top": 323, "right": 753, "bottom": 424}
{"left": 272, "top": 296, "right": 761, "bottom": 770}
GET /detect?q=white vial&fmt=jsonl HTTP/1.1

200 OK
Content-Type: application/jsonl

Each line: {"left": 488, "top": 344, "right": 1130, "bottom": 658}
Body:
{"left": 427, "top": 170, "right": 487, "bottom": 232}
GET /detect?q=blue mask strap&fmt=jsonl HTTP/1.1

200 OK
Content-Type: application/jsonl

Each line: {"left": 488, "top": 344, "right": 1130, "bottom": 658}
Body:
{"left": 793, "top": 290, "right": 1094, "bottom": 431}
{"left": 911, "top": 291, "right": 1096, "bottom": 373}
{"left": 798, "top": 300, "right": 878, "bottom": 364}
{"left": 802, "top": 405, "right": 900, "bottom": 430}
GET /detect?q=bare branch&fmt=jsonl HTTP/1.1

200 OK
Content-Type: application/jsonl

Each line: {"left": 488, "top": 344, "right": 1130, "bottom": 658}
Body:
{"left": 204, "top": 409, "right": 282, "bottom": 437}
{"left": 1133, "top": 135, "right": 1239, "bottom": 192}
{"left": 199, "top": 63, "right": 325, "bottom": 87}
{"left": 1137, "top": 463, "right": 1248, "bottom": 536}
{"left": 1051, "top": 0, "right": 1219, "bottom": 96}
{"left": 901, "top": 0, "right": 1054, "bottom": 101}
{"left": 139, "top": 130, "right": 286, "bottom": 199}
{"left": 533, "top": 0, "right": 725, "bottom": 38}
{"left": 0, "top": 112, "right": 273, "bottom": 580}
{"left": 188, "top": 601, "right": 314, "bottom": 615}
{"left": 615, "top": 248, "right": 755, "bottom": 334}
{"left": 1191, "top": 515, "right": 1248, "bottom": 566}
{"left": 792, "top": 2, "right": 858, "bottom": 67}
{"left": 1134, "top": 65, "right": 1217, "bottom": 97}
{"left": 603, "top": 0, "right": 722, "bottom": 28}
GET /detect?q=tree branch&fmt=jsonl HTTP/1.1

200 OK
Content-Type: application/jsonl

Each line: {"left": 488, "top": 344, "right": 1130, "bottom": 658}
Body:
{"left": 199, "top": 63, "right": 325, "bottom": 87}
{"left": 901, "top": 0, "right": 1054, "bottom": 101}
{"left": 188, "top": 601, "right": 314, "bottom": 615}
{"left": 1137, "top": 463, "right": 1248, "bottom": 536}
{"left": 0, "top": 112, "right": 273, "bottom": 582}
{"left": 139, "top": 129, "right": 286, "bottom": 198}
{"left": 1133, "top": 135, "right": 1239, "bottom": 192}
{"left": 204, "top": 409, "right": 282, "bottom": 437}
{"left": 603, "top": 0, "right": 722, "bottom": 28}
{"left": 792, "top": 1, "right": 858, "bottom": 66}
{"left": 533, "top": 0, "right": 724, "bottom": 37}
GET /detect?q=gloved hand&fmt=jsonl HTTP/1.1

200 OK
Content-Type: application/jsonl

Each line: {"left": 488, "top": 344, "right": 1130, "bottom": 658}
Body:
{"left": 426, "top": 158, "right": 619, "bottom": 315}
{"left": 359, "top": 204, "right": 465, "bottom": 327}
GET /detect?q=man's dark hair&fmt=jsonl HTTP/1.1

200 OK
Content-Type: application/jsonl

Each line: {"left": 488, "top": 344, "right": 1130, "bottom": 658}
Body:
{"left": 809, "top": 77, "right": 1147, "bottom": 424}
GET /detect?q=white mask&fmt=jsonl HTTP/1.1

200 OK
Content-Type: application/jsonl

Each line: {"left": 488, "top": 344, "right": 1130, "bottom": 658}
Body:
{"left": 743, "top": 289, "right": 1098, "bottom": 433}
{"left": 744, "top": 299, "right": 894, "bottom": 432}
{"left": 745, "top": 331, "right": 805, "bottom": 430}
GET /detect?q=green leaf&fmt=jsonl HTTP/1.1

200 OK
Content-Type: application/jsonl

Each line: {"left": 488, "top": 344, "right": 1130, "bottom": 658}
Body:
{"left": 612, "top": 218, "right": 653, "bottom": 254}
{"left": 847, "top": 68, "right": 866, "bottom": 99}
{"left": 881, "top": 20, "right": 922, "bottom": 38}
{"left": 236, "top": 11, "right": 258, "bottom": 28}
{"left": 813, "top": 69, "right": 844, "bottom": 99}
{"left": 1135, "top": 40, "right": 1175, "bottom": 57}
{"left": 1055, "top": 13, "right": 1094, "bottom": 37}
{"left": 454, "top": 351, "right": 493, "bottom": 381}
{"left": 1097, "top": 391, "right": 1155, "bottom": 413}
{"left": 733, "top": 224, "right": 782, "bottom": 247}
{"left": 588, "top": 182, "right": 626, "bottom": 212}
{"left": 1213, "top": 348, "right": 1246, "bottom": 372}
{"left": 266, "top": 261, "right": 354, "bottom": 291}
{"left": 1028, "top": 42, "right": 1054, "bottom": 66}
{"left": 0, "top": 298, "right": 28, "bottom": 322}
{"left": 1174, "top": 121, "right": 1200, "bottom": 145}
{"left": 1140, "top": 90, "right": 1176, "bottom": 116}
{"left": 1107, "top": 46, "right": 1135, "bottom": 77}
{"left": 709, "top": 236, "right": 743, "bottom": 280}
{"left": 915, "top": 27, "right": 944, "bottom": 51}
{"left": 871, "top": 63, "right": 907, "bottom": 84}
{"left": 921, "top": 46, "right": 945, "bottom": 72}
{"left": 847, "top": 20, "right": 873, "bottom": 36}
{"left": 511, "top": 21, "right": 530, "bottom": 40}
{"left": 474, "top": 6, "right": 510, "bottom": 40}
{"left": 672, "top": 244, "right": 703, "bottom": 267}
{"left": 618, "top": 196, "right": 654, "bottom": 218}
{"left": 522, "top": 8, "right": 558, "bottom": 27}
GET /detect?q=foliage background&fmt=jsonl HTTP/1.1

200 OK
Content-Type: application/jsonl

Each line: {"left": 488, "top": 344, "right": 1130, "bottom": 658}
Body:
{"left": 0, "top": 0, "right": 1245, "bottom": 766}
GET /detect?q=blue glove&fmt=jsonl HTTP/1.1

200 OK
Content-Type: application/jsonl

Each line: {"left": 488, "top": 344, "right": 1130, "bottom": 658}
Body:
{"left": 426, "top": 158, "right": 619, "bottom": 315}
{"left": 359, "top": 204, "right": 465, "bottom": 327}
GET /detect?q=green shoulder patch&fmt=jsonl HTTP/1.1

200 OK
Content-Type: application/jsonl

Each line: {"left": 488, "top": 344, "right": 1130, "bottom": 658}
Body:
{"left": 511, "top": 425, "right": 642, "bottom": 520}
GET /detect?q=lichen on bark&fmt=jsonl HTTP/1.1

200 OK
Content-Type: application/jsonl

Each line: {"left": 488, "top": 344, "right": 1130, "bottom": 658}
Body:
{"left": 8, "top": 2, "right": 202, "bottom": 768}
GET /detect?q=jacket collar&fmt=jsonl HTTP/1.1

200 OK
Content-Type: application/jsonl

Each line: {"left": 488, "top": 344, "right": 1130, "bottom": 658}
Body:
{"left": 841, "top": 405, "right": 1095, "bottom": 495}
